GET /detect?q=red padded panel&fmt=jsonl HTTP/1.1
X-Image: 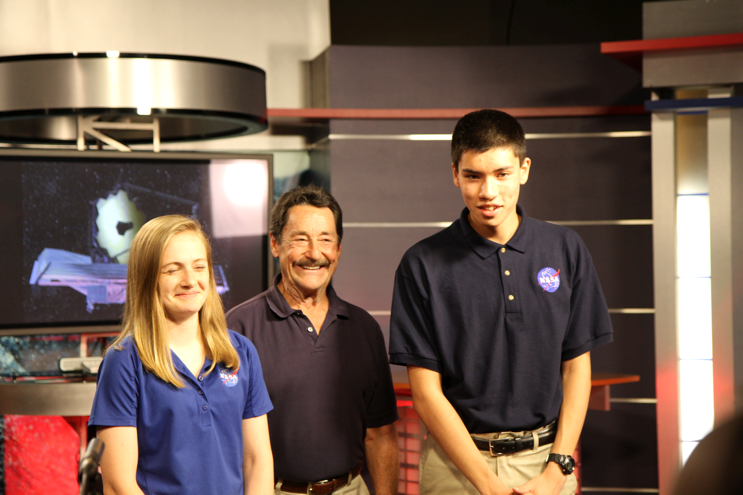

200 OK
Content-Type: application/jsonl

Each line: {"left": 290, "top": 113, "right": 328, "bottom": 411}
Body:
{"left": 4, "top": 415, "right": 79, "bottom": 495}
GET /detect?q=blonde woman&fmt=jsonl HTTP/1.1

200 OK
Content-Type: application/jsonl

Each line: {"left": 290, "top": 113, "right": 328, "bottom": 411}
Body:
{"left": 88, "top": 215, "right": 273, "bottom": 495}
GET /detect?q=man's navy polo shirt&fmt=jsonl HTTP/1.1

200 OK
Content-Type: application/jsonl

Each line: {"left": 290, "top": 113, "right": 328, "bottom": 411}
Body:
{"left": 225, "top": 276, "right": 399, "bottom": 482}
{"left": 88, "top": 331, "right": 273, "bottom": 495}
{"left": 389, "top": 206, "right": 613, "bottom": 433}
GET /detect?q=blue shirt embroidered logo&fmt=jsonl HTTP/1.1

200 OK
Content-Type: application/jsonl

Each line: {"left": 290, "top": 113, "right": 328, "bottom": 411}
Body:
{"left": 219, "top": 368, "right": 239, "bottom": 387}
{"left": 537, "top": 267, "right": 560, "bottom": 293}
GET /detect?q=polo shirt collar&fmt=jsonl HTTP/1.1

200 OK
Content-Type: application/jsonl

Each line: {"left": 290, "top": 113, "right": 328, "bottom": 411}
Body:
{"left": 265, "top": 273, "right": 349, "bottom": 320}
{"left": 171, "top": 351, "right": 213, "bottom": 384}
{"left": 454, "top": 205, "right": 531, "bottom": 258}
{"left": 507, "top": 205, "right": 530, "bottom": 254}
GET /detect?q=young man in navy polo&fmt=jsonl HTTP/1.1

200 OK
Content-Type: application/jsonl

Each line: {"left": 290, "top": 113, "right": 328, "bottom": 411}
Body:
{"left": 389, "top": 109, "right": 613, "bottom": 495}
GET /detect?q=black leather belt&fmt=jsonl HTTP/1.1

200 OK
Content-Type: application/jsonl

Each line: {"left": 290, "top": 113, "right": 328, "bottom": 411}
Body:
{"left": 277, "top": 462, "right": 363, "bottom": 494}
{"left": 472, "top": 421, "right": 557, "bottom": 456}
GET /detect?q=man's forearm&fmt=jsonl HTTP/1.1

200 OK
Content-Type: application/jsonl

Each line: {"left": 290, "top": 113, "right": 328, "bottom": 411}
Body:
{"left": 408, "top": 366, "right": 510, "bottom": 495}
{"left": 365, "top": 424, "right": 399, "bottom": 495}
{"left": 511, "top": 352, "right": 592, "bottom": 495}
{"left": 550, "top": 352, "right": 592, "bottom": 456}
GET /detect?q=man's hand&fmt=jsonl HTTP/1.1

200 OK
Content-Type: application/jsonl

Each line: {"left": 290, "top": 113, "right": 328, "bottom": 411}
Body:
{"left": 511, "top": 351, "right": 589, "bottom": 495}
{"left": 513, "top": 351, "right": 590, "bottom": 495}
{"left": 408, "top": 366, "right": 512, "bottom": 495}
{"left": 512, "top": 462, "right": 566, "bottom": 495}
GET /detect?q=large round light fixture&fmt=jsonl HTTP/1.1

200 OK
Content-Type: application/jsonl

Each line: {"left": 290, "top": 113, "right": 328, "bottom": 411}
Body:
{"left": 0, "top": 52, "right": 267, "bottom": 145}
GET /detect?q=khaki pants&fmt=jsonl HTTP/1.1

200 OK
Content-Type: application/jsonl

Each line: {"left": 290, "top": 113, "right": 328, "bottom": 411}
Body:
{"left": 419, "top": 434, "right": 577, "bottom": 495}
{"left": 274, "top": 472, "right": 370, "bottom": 495}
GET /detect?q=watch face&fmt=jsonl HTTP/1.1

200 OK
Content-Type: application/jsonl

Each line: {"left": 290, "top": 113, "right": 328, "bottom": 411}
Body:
{"left": 548, "top": 454, "right": 575, "bottom": 474}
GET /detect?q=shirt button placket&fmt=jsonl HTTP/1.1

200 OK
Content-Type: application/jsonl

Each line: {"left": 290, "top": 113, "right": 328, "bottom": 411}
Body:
{"left": 197, "top": 375, "right": 211, "bottom": 426}
{"left": 200, "top": 398, "right": 211, "bottom": 426}
{"left": 500, "top": 248, "right": 519, "bottom": 313}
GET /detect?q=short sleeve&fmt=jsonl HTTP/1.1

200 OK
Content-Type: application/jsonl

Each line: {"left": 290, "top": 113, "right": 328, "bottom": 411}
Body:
{"left": 561, "top": 238, "right": 613, "bottom": 361}
{"left": 88, "top": 343, "right": 140, "bottom": 428}
{"left": 241, "top": 338, "right": 273, "bottom": 419}
{"left": 364, "top": 319, "right": 400, "bottom": 429}
{"left": 389, "top": 259, "right": 442, "bottom": 372}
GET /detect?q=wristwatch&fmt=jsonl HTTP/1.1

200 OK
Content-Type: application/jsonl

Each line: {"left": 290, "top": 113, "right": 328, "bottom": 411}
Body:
{"left": 546, "top": 453, "right": 575, "bottom": 475}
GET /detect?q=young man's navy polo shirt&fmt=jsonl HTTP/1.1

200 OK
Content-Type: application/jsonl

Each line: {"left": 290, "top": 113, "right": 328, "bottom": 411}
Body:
{"left": 389, "top": 206, "right": 613, "bottom": 434}
{"left": 225, "top": 275, "right": 399, "bottom": 482}
{"left": 88, "top": 330, "right": 273, "bottom": 495}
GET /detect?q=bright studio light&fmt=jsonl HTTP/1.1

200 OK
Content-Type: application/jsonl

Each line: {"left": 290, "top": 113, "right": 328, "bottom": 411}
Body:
{"left": 676, "top": 192, "right": 714, "bottom": 465}
{"left": 408, "top": 134, "right": 452, "bottom": 141}
{"left": 676, "top": 195, "right": 711, "bottom": 278}
{"left": 132, "top": 60, "right": 152, "bottom": 117}
{"left": 678, "top": 359, "right": 714, "bottom": 443}
{"left": 223, "top": 161, "right": 267, "bottom": 207}
{"left": 681, "top": 441, "right": 699, "bottom": 466}
{"left": 678, "top": 278, "right": 712, "bottom": 360}
{"left": 208, "top": 160, "right": 269, "bottom": 239}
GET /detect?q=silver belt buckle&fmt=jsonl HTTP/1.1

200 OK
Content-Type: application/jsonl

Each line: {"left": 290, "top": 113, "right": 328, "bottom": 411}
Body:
{"left": 307, "top": 480, "right": 328, "bottom": 494}
{"left": 488, "top": 438, "right": 506, "bottom": 457}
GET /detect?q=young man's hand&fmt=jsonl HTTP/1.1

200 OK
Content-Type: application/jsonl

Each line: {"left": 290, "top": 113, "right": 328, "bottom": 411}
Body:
{"left": 511, "top": 462, "right": 566, "bottom": 495}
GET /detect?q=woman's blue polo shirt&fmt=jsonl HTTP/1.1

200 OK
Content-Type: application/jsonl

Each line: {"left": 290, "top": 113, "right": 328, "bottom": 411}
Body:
{"left": 88, "top": 330, "right": 273, "bottom": 495}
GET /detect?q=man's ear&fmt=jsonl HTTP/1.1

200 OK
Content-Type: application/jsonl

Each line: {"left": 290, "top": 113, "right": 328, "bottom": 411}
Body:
{"left": 452, "top": 163, "right": 460, "bottom": 188}
{"left": 519, "top": 157, "right": 531, "bottom": 185}
{"left": 269, "top": 234, "right": 280, "bottom": 258}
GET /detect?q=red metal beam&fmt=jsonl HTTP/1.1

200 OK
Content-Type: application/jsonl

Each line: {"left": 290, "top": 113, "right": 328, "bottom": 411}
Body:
{"left": 602, "top": 32, "right": 743, "bottom": 56}
{"left": 601, "top": 32, "right": 743, "bottom": 70}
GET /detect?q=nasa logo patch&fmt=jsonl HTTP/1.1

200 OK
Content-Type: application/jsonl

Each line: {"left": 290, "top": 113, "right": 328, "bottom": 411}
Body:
{"left": 220, "top": 368, "right": 238, "bottom": 388}
{"left": 537, "top": 267, "right": 561, "bottom": 293}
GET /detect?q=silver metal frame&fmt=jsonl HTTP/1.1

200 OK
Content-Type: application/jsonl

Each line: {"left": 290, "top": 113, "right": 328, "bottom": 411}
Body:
{"left": 651, "top": 110, "right": 680, "bottom": 494}
{"left": 0, "top": 52, "right": 267, "bottom": 144}
{"left": 0, "top": 382, "right": 97, "bottom": 416}
{"left": 76, "top": 115, "right": 161, "bottom": 152}
{"left": 708, "top": 100, "right": 736, "bottom": 423}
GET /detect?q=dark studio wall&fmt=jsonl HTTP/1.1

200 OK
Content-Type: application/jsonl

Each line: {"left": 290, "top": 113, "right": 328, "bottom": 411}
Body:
{"left": 311, "top": 41, "right": 656, "bottom": 492}
{"left": 329, "top": 0, "right": 650, "bottom": 47}
{"left": 320, "top": 2, "right": 659, "bottom": 491}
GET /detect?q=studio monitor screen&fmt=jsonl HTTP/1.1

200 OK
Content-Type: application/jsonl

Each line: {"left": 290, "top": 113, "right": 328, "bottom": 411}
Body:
{"left": 0, "top": 150, "right": 272, "bottom": 332}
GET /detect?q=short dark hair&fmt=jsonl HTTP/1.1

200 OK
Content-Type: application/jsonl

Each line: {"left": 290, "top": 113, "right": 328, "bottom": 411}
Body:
{"left": 451, "top": 109, "right": 527, "bottom": 170}
{"left": 270, "top": 185, "right": 343, "bottom": 244}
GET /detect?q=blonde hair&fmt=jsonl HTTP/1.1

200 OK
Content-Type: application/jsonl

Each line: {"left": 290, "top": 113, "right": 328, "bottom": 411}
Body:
{"left": 109, "top": 215, "right": 239, "bottom": 387}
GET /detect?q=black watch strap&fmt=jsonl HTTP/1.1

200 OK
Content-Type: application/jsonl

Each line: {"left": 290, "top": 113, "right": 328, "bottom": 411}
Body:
{"left": 546, "top": 453, "right": 575, "bottom": 475}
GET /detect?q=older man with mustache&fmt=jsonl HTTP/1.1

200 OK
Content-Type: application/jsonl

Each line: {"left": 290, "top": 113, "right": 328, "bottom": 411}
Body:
{"left": 226, "top": 185, "right": 399, "bottom": 495}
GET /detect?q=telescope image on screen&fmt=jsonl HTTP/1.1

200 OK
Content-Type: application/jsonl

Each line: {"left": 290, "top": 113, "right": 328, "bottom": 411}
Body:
{"left": 0, "top": 153, "right": 271, "bottom": 329}
{"left": 28, "top": 179, "right": 230, "bottom": 312}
